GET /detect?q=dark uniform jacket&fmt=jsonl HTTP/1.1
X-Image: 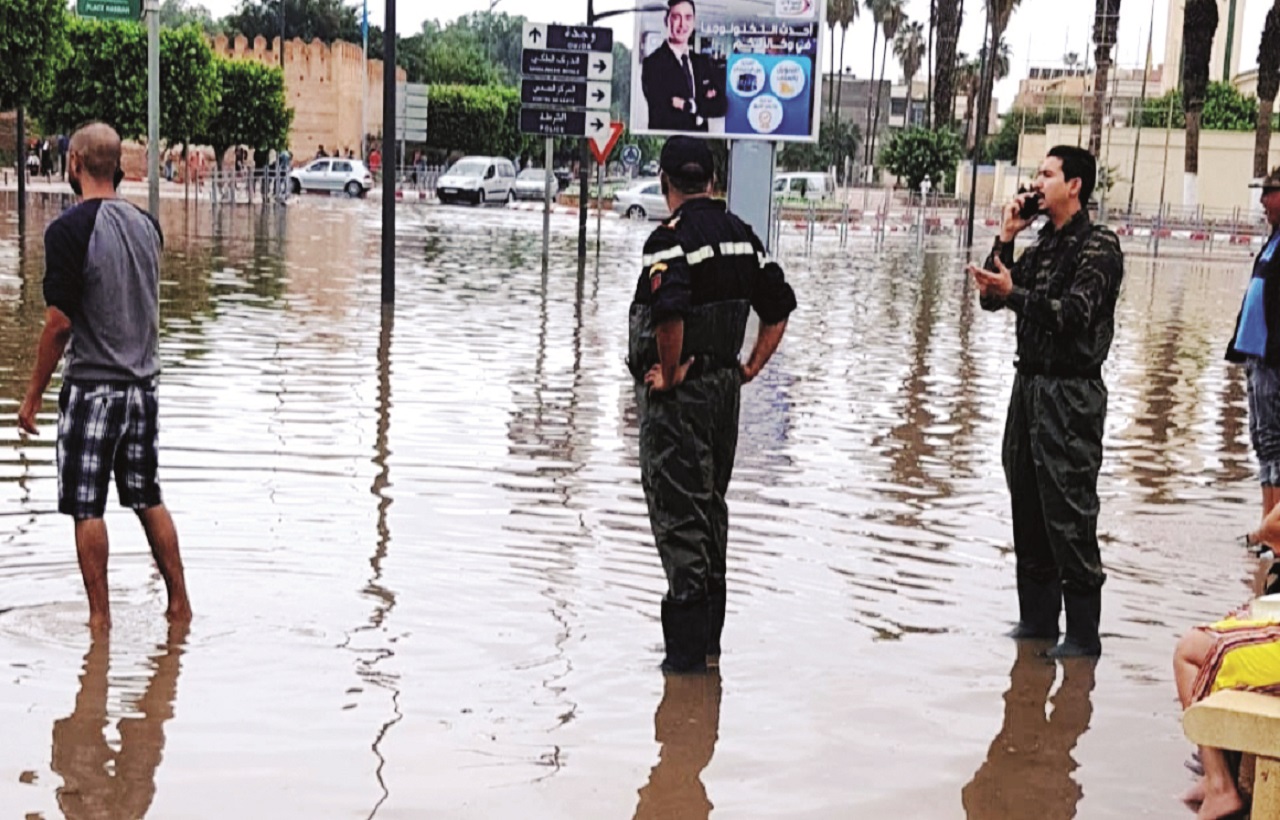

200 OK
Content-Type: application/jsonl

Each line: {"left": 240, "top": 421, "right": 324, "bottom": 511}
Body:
{"left": 1226, "top": 229, "right": 1280, "bottom": 366}
{"left": 629, "top": 198, "right": 796, "bottom": 376}
{"left": 642, "top": 43, "right": 728, "bottom": 132}
{"left": 980, "top": 210, "right": 1124, "bottom": 375}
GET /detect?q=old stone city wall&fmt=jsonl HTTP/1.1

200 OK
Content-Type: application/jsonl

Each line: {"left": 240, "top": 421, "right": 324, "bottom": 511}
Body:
{"left": 209, "top": 34, "right": 406, "bottom": 164}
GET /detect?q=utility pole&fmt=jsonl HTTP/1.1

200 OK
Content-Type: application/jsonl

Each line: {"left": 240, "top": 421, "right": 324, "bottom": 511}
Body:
{"left": 964, "top": 2, "right": 992, "bottom": 249}
{"left": 1127, "top": 0, "right": 1154, "bottom": 218}
{"left": 147, "top": 0, "right": 160, "bottom": 216}
{"left": 382, "top": 0, "right": 396, "bottom": 305}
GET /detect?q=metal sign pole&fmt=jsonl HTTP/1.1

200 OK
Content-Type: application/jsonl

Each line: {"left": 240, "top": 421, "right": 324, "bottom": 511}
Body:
{"left": 381, "top": 0, "right": 396, "bottom": 305}
{"left": 146, "top": 0, "right": 160, "bottom": 216}
{"left": 595, "top": 159, "right": 604, "bottom": 255}
{"left": 542, "top": 137, "right": 553, "bottom": 273}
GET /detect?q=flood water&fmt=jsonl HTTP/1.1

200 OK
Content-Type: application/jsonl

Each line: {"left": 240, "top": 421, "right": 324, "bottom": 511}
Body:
{"left": 0, "top": 193, "right": 1265, "bottom": 818}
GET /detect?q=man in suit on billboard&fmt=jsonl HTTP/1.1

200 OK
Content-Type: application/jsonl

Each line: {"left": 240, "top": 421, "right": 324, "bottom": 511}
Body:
{"left": 642, "top": 0, "right": 727, "bottom": 132}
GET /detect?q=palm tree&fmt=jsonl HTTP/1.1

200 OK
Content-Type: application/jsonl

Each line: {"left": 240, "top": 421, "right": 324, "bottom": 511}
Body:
{"left": 833, "top": 0, "right": 858, "bottom": 121}
{"left": 971, "top": 0, "right": 1021, "bottom": 166}
{"left": 933, "top": 0, "right": 963, "bottom": 129}
{"left": 1182, "top": 0, "right": 1218, "bottom": 206}
{"left": 868, "top": 0, "right": 905, "bottom": 166}
{"left": 956, "top": 52, "right": 981, "bottom": 147}
{"left": 1088, "top": 0, "right": 1122, "bottom": 156}
{"left": 926, "top": 0, "right": 936, "bottom": 127}
{"left": 862, "top": 0, "right": 889, "bottom": 167}
{"left": 894, "top": 20, "right": 926, "bottom": 126}
{"left": 1254, "top": 0, "right": 1280, "bottom": 181}
{"left": 827, "top": 0, "right": 839, "bottom": 115}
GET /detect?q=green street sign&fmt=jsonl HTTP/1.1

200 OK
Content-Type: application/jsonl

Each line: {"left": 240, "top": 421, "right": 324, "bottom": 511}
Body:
{"left": 77, "top": 0, "right": 141, "bottom": 21}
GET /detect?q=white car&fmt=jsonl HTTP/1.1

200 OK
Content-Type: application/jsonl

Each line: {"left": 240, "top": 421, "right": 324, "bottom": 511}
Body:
{"left": 773, "top": 171, "right": 838, "bottom": 201}
{"left": 290, "top": 158, "right": 373, "bottom": 197}
{"left": 435, "top": 156, "right": 517, "bottom": 206}
{"left": 514, "top": 167, "right": 554, "bottom": 201}
{"left": 613, "top": 179, "right": 670, "bottom": 221}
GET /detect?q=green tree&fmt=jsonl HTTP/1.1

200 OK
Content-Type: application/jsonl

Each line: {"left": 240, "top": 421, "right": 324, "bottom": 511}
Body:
{"left": 34, "top": 19, "right": 220, "bottom": 148}
{"left": 426, "top": 84, "right": 519, "bottom": 158}
{"left": 1139, "top": 83, "right": 1268, "bottom": 130}
{"left": 0, "top": 0, "right": 70, "bottom": 114}
{"left": 160, "top": 0, "right": 218, "bottom": 32}
{"left": 198, "top": 57, "right": 293, "bottom": 168}
{"left": 881, "top": 125, "right": 962, "bottom": 190}
{"left": 1182, "top": 0, "right": 1218, "bottom": 204}
{"left": 1256, "top": 0, "right": 1280, "bottom": 178}
{"left": 779, "top": 119, "right": 861, "bottom": 179}
{"left": 221, "top": 0, "right": 360, "bottom": 44}
{"left": 160, "top": 25, "right": 220, "bottom": 152}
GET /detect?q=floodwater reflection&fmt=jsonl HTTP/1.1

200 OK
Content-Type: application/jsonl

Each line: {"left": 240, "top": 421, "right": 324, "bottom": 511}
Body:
{"left": 634, "top": 671, "right": 723, "bottom": 820}
{"left": 51, "top": 624, "right": 187, "bottom": 819}
{"left": 961, "top": 644, "right": 1096, "bottom": 819}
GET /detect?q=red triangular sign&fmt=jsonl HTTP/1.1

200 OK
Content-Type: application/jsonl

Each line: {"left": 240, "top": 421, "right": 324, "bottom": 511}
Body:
{"left": 590, "top": 122, "right": 625, "bottom": 165}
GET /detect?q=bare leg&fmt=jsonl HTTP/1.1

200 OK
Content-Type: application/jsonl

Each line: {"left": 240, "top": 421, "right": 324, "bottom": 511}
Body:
{"left": 1264, "top": 485, "right": 1280, "bottom": 519}
{"left": 136, "top": 505, "right": 191, "bottom": 622}
{"left": 1196, "top": 746, "right": 1244, "bottom": 819}
{"left": 1174, "top": 629, "right": 1217, "bottom": 709}
{"left": 73, "top": 519, "right": 111, "bottom": 632}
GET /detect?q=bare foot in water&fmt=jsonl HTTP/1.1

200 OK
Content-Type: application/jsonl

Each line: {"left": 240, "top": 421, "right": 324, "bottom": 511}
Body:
{"left": 1196, "top": 787, "right": 1243, "bottom": 819}
{"left": 166, "top": 601, "right": 192, "bottom": 623}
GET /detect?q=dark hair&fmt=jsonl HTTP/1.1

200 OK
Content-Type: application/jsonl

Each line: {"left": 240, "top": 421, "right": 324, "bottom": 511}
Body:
{"left": 1047, "top": 145, "right": 1096, "bottom": 206}
{"left": 666, "top": 0, "right": 695, "bottom": 16}
{"left": 664, "top": 164, "right": 712, "bottom": 195}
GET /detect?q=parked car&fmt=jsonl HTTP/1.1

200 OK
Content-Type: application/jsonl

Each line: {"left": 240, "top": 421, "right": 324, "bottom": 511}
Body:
{"left": 435, "top": 156, "right": 516, "bottom": 205}
{"left": 514, "top": 167, "right": 554, "bottom": 201}
{"left": 290, "top": 158, "right": 373, "bottom": 197}
{"left": 613, "top": 179, "right": 670, "bottom": 221}
{"left": 773, "top": 171, "right": 838, "bottom": 201}
{"left": 641, "top": 160, "right": 660, "bottom": 177}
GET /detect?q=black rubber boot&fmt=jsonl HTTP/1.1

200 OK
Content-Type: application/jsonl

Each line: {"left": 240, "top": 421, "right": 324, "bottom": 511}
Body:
{"left": 1047, "top": 589, "right": 1102, "bottom": 659}
{"left": 1006, "top": 575, "right": 1062, "bottom": 640}
{"left": 706, "top": 583, "right": 726, "bottom": 667}
{"left": 661, "top": 598, "right": 710, "bottom": 674}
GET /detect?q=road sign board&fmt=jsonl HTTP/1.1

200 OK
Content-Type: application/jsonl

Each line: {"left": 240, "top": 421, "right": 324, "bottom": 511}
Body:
{"left": 589, "top": 122, "right": 625, "bottom": 165}
{"left": 520, "top": 79, "right": 611, "bottom": 111}
{"left": 522, "top": 22, "right": 613, "bottom": 53}
{"left": 395, "top": 83, "right": 429, "bottom": 140}
{"left": 395, "top": 126, "right": 428, "bottom": 142}
{"left": 520, "top": 108, "right": 612, "bottom": 141}
{"left": 77, "top": 0, "right": 140, "bottom": 20}
{"left": 620, "top": 145, "right": 642, "bottom": 167}
{"left": 521, "top": 49, "right": 613, "bottom": 82}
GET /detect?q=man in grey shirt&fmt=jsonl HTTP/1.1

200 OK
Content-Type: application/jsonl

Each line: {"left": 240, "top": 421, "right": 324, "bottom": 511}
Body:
{"left": 18, "top": 122, "right": 191, "bottom": 632}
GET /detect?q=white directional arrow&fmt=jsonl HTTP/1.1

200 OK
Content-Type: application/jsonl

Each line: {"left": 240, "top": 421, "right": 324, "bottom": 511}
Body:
{"left": 522, "top": 22, "right": 546, "bottom": 50}
{"left": 586, "top": 52, "right": 613, "bottom": 81}
{"left": 586, "top": 81, "right": 611, "bottom": 110}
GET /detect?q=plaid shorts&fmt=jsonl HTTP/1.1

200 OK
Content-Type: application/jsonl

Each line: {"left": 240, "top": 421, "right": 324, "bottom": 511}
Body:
{"left": 57, "top": 379, "right": 163, "bottom": 519}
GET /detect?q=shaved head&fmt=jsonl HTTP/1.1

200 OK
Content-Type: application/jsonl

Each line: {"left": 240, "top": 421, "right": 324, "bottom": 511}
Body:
{"left": 69, "top": 123, "right": 122, "bottom": 181}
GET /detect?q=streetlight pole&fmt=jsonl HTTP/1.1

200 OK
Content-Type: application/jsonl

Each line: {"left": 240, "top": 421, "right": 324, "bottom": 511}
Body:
{"left": 279, "top": 0, "right": 285, "bottom": 68}
{"left": 382, "top": 0, "right": 396, "bottom": 305}
{"left": 964, "top": 1, "right": 992, "bottom": 249}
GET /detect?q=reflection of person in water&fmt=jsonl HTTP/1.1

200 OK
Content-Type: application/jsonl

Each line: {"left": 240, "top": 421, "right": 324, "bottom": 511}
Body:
{"left": 634, "top": 671, "right": 723, "bottom": 820}
{"left": 51, "top": 625, "right": 188, "bottom": 818}
{"left": 961, "top": 643, "right": 1096, "bottom": 819}
{"left": 641, "top": 0, "right": 727, "bottom": 132}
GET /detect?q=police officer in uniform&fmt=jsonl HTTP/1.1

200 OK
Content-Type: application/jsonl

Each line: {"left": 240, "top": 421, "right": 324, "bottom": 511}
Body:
{"left": 967, "top": 145, "right": 1124, "bottom": 659}
{"left": 629, "top": 137, "right": 797, "bottom": 673}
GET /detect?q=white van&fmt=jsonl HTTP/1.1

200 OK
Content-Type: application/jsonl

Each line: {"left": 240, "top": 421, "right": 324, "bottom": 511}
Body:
{"left": 773, "top": 171, "right": 838, "bottom": 201}
{"left": 436, "top": 156, "right": 517, "bottom": 206}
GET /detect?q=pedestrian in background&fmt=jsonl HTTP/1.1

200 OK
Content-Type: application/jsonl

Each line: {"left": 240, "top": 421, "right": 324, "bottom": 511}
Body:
{"left": 628, "top": 137, "right": 796, "bottom": 673}
{"left": 1226, "top": 168, "right": 1280, "bottom": 540}
{"left": 968, "top": 146, "right": 1124, "bottom": 659}
{"left": 17, "top": 122, "right": 192, "bottom": 632}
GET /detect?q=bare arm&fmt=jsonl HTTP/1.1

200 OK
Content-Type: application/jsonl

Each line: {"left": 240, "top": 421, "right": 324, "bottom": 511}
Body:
{"left": 741, "top": 319, "right": 787, "bottom": 383}
{"left": 18, "top": 307, "right": 72, "bottom": 434}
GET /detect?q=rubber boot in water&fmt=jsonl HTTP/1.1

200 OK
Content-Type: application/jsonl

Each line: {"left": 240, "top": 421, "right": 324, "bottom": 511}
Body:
{"left": 661, "top": 597, "right": 709, "bottom": 674}
{"left": 1007, "top": 575, "right": 1062, "bottom": 640}
{"left": 706, "top": 583, "right": 726, "bottom": 668}
{"left": 1047, "top": 590, "right": 1102, "bottom": 659}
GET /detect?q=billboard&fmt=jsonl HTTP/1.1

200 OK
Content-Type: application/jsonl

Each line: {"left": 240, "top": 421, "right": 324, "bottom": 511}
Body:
{"left": 629, "top": 0, "right": 824, "bottom": 142}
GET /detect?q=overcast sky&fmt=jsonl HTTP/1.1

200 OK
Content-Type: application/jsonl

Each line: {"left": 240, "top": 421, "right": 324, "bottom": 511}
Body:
{"left": 203, "top": 0, "right": 1273, "bottom": 112}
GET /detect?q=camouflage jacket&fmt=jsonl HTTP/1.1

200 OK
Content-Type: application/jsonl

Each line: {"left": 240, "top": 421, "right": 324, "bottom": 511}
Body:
{"left": 981, "top": 210, "right": 1124, "bottom": 374}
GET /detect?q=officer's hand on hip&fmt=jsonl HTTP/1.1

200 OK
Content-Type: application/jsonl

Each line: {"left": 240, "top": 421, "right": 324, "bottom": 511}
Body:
{"left": 740, "top": 361, "right": 759, "bottom": 384}
{"left": 645, "top": 357, "right": 695, "bottom": 393}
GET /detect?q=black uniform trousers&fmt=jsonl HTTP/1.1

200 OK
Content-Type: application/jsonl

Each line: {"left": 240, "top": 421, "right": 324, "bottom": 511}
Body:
{"left": 1002, "top": 373, "right": 1108, "bottom": 597}
{"left": 637, "top": 367, "right": 741, "bottom": 663}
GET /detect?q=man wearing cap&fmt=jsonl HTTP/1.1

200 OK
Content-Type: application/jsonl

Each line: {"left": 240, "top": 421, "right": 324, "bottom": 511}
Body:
{"left": 628, "top": 137, "right": 797, "bottom": 673}
{"left": 967, "top": 145, "right": 1124, "bottom": 659}
{"left": 1227, "top": 168, "right": 1280, "bottom": 533}
{"left": 641, "top": 0, "right": 727, "bottom": 132}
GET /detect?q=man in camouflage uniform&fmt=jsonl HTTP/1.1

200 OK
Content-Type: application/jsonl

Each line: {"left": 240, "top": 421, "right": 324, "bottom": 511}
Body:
{"left": 629, "top": 137, "right": 797, "bottom": 673}
{"left": 968, "top": 145, "right": 1124, "bottom": 659}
